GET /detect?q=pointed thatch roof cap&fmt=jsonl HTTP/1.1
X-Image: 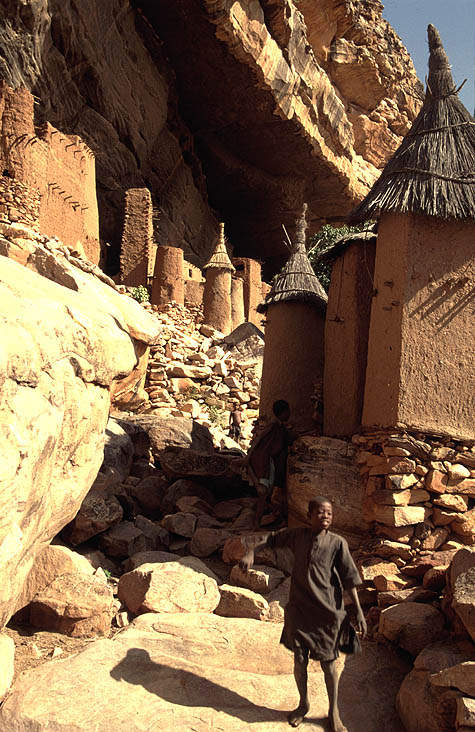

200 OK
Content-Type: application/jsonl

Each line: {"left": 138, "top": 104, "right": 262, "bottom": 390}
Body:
{"left": 257, "top": 204, "right": 327, "bottom": 313}
{"left": 350, "top": 24, "right": 475, "bottom": 223}
{"left": 203, "top": 223, "right": 235, "bottom": 272}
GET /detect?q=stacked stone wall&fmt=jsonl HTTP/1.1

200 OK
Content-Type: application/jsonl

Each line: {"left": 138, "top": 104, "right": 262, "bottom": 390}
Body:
{"left": 0, "top": 178, "right": 40, "bottom": 230}
{"left": 0, "top": 84, "right": 100, "bottom": 263}
{"left": 355, "top": 429, "right": 475, "bottom": 599}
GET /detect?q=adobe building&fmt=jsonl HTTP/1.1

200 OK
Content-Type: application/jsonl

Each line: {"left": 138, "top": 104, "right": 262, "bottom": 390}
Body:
{"left": 203, "top": 223, "right": 235, "bottom": 334}
{"left": 231, "top": 276, "right": 245, "bottom": 330}
{"left": 323, "top": 231, "right": 376, "bottom": 438}
{"left": 232, "top": 256, "right": 263, "bottom": 326}
{"left": 0, "top": 83, "right": 100, "bottom": 263}
{"left": 258, "top": 204, "right": 328, "bottom": 432}
{"left": 350, "top": 25, "right": 475, "bottom": 441}
{"left": 120, "top": 188, "right": 156, "bottom": 287}
{"left": 151, "top": 245, "right": 185, "bottom": 306}
{"left": 184, "top": 260, "right": 205, "bottom": 306}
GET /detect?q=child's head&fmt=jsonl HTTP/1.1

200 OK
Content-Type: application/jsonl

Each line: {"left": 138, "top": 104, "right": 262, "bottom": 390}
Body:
{"left": 272, "top": 399, "right": 290, "bottom": 423}
{"left": 308, "top": 496, "right": 333, "bottom": 532}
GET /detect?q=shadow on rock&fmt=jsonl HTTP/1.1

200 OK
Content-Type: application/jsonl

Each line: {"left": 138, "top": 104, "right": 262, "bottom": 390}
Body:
{"left": 110, "top": 647, "right": 287, "bottom": 725}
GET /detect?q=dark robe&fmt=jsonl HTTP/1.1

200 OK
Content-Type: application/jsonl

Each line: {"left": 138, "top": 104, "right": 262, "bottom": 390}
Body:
{"left": 268, "top": 528, "right": 362, "bottom": 661}
{"left": 246, "top": 421, "right": 295, "bottom": 490}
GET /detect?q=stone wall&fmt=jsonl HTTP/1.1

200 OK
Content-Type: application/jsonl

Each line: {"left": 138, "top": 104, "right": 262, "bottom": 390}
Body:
{"left": 355, "top": 429, "right": 475, "bottom": 597}
{"left": 0, "top": 83, "right": 100, "bottom": 263}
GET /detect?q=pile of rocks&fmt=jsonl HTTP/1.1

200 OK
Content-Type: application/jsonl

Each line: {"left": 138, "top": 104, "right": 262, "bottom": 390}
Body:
{"left": 354, "top": 431, "right": 475, "bottom": 602}
{"left": 122, "top": 297, "right": 263, "bottom": 448}
{"left": 375, "top": 546, "right": 475, "bottom": 732}
{"left": 10, "top": 414, "right": 289, "bottom": 648}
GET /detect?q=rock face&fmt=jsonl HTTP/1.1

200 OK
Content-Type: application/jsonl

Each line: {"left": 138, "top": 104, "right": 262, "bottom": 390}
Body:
{"left": 0, "top": 0, "right": 420, "bottom": 272}
{"left": 0, "top": 614, "right": 409, "bottom": 731}
{"left": 0, "top": 249, "right": 159, "bottom": 628}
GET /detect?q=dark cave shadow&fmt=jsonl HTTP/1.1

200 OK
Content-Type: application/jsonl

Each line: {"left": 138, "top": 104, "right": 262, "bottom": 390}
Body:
{"left": 110, "top": 647, "right": 295, "bottom": 725}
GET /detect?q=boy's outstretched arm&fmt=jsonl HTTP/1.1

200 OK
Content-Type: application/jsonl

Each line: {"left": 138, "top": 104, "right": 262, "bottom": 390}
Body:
{"left": 348, "top": 586, "right": 367, "bottom": 637}
{"left": 238, "top": 534, "right": 270, "bottom": 572}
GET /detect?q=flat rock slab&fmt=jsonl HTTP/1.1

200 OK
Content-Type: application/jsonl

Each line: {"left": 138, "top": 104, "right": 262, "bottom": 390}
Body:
{"left": 0, "top": 614, "right": 408, "bottom": 732}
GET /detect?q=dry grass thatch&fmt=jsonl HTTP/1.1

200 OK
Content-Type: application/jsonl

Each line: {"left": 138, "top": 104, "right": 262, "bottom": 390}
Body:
{"left": 258, "top": 204, "right": 328, "bottom": 313}
{"left": 350, "top": 24, "right": 475, "bottom": 223}
{"left": 203, "top": 223, "right": 235, "bottom": 271}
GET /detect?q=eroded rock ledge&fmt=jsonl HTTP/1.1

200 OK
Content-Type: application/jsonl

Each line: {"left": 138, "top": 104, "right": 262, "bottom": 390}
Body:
{"left": 0, "top": 0, "right": 420, "bottom": 272}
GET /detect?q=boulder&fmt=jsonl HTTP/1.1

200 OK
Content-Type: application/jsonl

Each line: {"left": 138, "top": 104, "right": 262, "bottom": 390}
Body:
{"left": 456, "top": 697, "right": 475, "bottom": 727}
{"left": 287, "top": 437, "right": 369, "bottom": 540}
{"left": 126, "top": 475, "right": 167, "bottom": 514}
{"left": 122, "top": 550, "right": 182, "bottom": 573}
{"left": 190, "top": 528, "right": 231, "bottom": 557}
{"left": 371, "top": 505, "right": 432, "bottom": 527}
{"left": 452, "top": 566, "right": 475, "bottom": 642}
{"left": 215, "top": 584, "right": 269, "bottom": 620}
{"left": 61, "top": 489, "right": 124, "bottom": 545}
{"left": 159, "top": 447, "right": 237, "bottom": 482}
{"left": 121, "top": 415, "right": 214, "bottom": 458}
{"left": 431, "top": 662, "right": 475, "bottom": 696}
{"left": 117, "top": 562, "right": 220, "bottom": 615}
{"left": 213, "top": 500, "right": 243, "bottom": 520}
{"left": 377, "top": 587, "right": 438, "bottom": 608}
{"left": 101, "top": 418, "right": 134, "bottom": 482}
{"left": 229, "top": 565, "right": 285, "bottom": 595}
{"left": 15, "top": 543, "right": 95, "bottom": 612}
{"left": 29, "top": 572, "right": 114, "bottom": 637}
{"left": 161, "top": 512, "right": 197, "bottom": 538}
{"left": 99, "top": 521, "right": 147, "bottom": 558}
{"left": 449, "top": 547, "right": 475, "bottom": 589}
{"left": 161, "top": 479, "right": 216, "bottom": 515}
{"left": 422, "top": 566, "right": 448, "bottom": 592}
{"left": 379, "top": 603, "right": 445, "bottom": 656}
{"left": 397, "top": 667, "right": 460, "bottom": 732}
{"left": 175, "top": 495, "right": 214, "bottom": 515}
{"left": 402, "top": 551, "right": 456, "bottom": 578}
{"left": 414, "top": 639, "right": 475, "bottom": 672}
{"left": 134, "top": 515, "right": 169, "bottom": 550}
{"left": 0, "top": 256, "right": 157, "bottom": 627}
{"left": 0, "top": 614, "right": 410, "bottom": 732}
{"left": 0, "top": 634, "right": 14, "bottom": 699}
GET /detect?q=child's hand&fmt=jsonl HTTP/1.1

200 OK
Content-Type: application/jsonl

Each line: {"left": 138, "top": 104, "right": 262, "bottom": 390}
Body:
{"left": 238, "top": 551, "right": 254, "bottom": 573}
{"left": 356, "top": 609, "right": 367, "bottom": 638}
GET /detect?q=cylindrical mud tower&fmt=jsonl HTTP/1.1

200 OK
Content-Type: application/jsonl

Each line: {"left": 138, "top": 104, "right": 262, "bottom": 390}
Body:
{"left": 258, "top": 204, "right": 327, "bottom": 432}
{"left": 203, "top": 223, "right": 235, "bottom": 334}
{"left": 151, "top": 245, "right": 184, "bottom": 306}
{"left": 231, "top": 276, "right": 245, "bottom": 330}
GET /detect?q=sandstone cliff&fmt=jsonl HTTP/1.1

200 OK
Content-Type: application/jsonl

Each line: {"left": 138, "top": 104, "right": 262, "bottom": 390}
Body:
{"left": 0, "top": 0, "right": 421, "bottom": 273}
{"left": 0, "top": 225, "right": 159, "bottom": 628}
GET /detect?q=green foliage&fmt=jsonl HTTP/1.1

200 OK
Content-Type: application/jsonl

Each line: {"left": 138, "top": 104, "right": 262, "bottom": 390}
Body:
{"left": 102, "top": 568, "right": 112, "bottom": 579}
{"left": 307, "top": 223, "right": 373, "bottom": 292}
{"left": 183, "top": 384, "right": 201, "bottom": 400}
{"left": 131, "top": 285, "right": 150, "bottom": 303}
{"left": 207, "top": 403, "right": 227, "bottom": 429}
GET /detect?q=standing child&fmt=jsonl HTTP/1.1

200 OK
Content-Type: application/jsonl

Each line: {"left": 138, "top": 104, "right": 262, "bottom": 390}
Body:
{"left": 239, "top": 496, "right": 366, "bottom": 731}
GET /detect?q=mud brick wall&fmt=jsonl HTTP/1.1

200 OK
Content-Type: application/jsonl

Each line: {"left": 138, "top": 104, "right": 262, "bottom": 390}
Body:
{"left": 355, "top": 429, "right": 475, "bottom": 601}
{"left": 232, "top": 257, "right": 262, "bottom": 326}
{"left": 0, "top": 83, "right": 100, "bottom": 262}
{"left": 120, "top": 188, "right": 155, "bottom": 287}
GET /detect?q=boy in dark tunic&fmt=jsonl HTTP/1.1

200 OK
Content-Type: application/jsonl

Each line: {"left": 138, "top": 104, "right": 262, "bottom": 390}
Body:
{"left": 239, "top": 496, "right": 366, "bottom": 731}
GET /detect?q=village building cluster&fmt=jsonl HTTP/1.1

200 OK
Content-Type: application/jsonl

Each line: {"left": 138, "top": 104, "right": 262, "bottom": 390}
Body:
{"left": 0, "top": 22, "right": 474, "bottom": 650}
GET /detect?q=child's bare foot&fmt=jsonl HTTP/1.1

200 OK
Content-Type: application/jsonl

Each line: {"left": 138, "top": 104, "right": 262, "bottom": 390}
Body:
{"left": 288, "top": 703, "right": 309, "bottom": 727}
{"left": 329, "top": 712, "right": 347, "bottom": 732}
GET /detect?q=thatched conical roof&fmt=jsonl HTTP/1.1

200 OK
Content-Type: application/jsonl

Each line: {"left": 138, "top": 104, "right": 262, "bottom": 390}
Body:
{"left": 203, "top": 223, "right": 235, "bottom": 272}
{"left": 350, "top": 24, "right": 475, "bottom": 223}
{"left": 257, "top": 204, "right": 327, "bottom": 313}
